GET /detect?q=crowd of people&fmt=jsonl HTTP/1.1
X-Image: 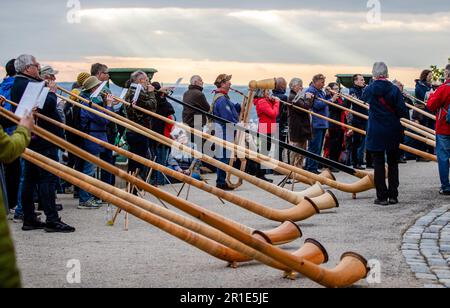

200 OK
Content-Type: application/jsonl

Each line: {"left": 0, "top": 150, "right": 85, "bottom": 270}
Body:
{"left": 0, "top": 55, "right": 449, "bottom": 234}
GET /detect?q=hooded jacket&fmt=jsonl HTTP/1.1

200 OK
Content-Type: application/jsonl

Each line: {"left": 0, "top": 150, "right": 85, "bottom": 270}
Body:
{"left": 363, "top": 80, "right": 409, "bottom": 152}
{"left": 254, "top": 97, "right": 280, "bottom": 134}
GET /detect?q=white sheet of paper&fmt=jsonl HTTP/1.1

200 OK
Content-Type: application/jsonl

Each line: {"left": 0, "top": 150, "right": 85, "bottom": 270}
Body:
{"left": 90, "top": 81, "right": 107, "bottom": 99}
{"left": 119, "top": 88, "right": 128, "bottom": 99}
{"left": 15, "top": 82, "right": 45, "bottom": 117}
{"left": 37, "top": 87, "right": 50, "bottom": 109}
{"left": 132, "top": 84, "right": 143, "bottom": 103}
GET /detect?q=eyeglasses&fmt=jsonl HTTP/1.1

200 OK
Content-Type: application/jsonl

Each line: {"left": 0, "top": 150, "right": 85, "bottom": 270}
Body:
{"left": 101, "top": 71, "right": 110, "bottom": 75}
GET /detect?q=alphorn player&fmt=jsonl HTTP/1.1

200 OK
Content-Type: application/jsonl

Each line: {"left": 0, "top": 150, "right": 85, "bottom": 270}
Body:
{"left": 427, "top": 64, "right": 450, "bottom": 195}
{"left": 211, "top": 74, "right": 241, "bottom": 191}
{"left": 363, "top": 62, "right": 409, "bottom": 206}
{"left": 0, "top": 105, "right": 34, "bottom": 288}
{"left": 11, "top": 54, "right": 75, "bottom": 232}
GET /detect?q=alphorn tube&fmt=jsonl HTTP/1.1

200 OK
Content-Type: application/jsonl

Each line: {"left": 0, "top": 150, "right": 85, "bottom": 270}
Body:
{"left": 401, "top": 118, "right": 436, "bottom": 136}
{"left": 317, "top": 97, "right": 436, "bottom": 147}
{"left": 0, "top": 107, "right": 304, "bottom": 245}
{"left": 55, "top": 89, "right": 375, "bottom": 195}
{"left": 53, "top": 93, "right": 373, "bottom": 201}
{"left": 22, "top": 149, "right": 368, "bottom": 288}
{"left": 3, "top": 100, "right": 327, "bottom": 223}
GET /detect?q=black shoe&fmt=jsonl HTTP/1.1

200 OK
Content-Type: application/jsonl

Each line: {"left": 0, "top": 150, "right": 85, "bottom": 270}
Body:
{"left": 439, "top": 190, "right": 450, "bottom": 196}
{"left": 258, "top": 176, "right": 274, "bottom": 183}
{"left": 366, "top": 165, "right": 374, "bottom": 169}
{"left": 330, "top": 168, "right": 340, "bottom": 173}
{"left": 398, "top": 158, "right": 407, "bottom": 164}
{"left": 216, "top": 184, "right": 235, "bottom": 191}
{"left": 44, "top": 220, "right": 76, "bottom": 233}
{"left": 389, "top": 198, "right": 399, "bottom": 205}
{"left": 55, "top": 204, "right": 63, "bottom": 212}
{"left": 354, "top": 165, "right": 366, "bottom": 170}
{"left": 374, "top": 199, "right": 389, "bottom": 206}
{"left": 22, "top": 220, "right": 46, "bottom": 231}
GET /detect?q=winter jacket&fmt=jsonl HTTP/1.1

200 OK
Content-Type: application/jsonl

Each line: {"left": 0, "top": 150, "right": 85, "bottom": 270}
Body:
{"left": 363, "top": 80, "right": 409, "bottom": 152}
{"left": 0, "top": 125, "right": 31, "bottom": 288}
{"left": 272, "top": 89, "right": 288, "bottom": 131}
{"left": 212, "top": 91, "right": 241, "bottom": 142}
{"left": 288, "top": 90, "right": 313, "bottom": 143}
{"left": 182, "top": 85, "right": 210, "bottom": 128}
{"left": 427, "top": 80, "right": 450, "bottom": 136}
{"left": 152, "top": 96, "right": 175, "bottom": 137}
{"left": 348, "top": 86, "right": 368, "bottom": 127}
{"left": 125, "top": 84, "right": 157, "bottom": 128}
{"left": 305, "top": 85, "right": 329, "bottom": 129}
{"left": 254, "top": 97, "right": 279, "bottom": 135}
{"left": 80, "top": 91, "right": 112, "bottom": 155}
{"left": 10, "top": 74, "right": 64, "bottom": 152}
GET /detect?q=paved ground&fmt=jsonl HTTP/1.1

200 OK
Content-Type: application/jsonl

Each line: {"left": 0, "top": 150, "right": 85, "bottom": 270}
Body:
{"left": 8, "top": 160, "right": 450, "bottom": 288}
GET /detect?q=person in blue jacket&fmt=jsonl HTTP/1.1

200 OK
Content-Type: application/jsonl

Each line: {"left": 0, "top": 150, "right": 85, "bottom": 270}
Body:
{"left": 304, "top": 74, "right": 329, "bottom": 174}
{"left": 78, "top": 76, "right": 114, "bottom": 209}
{"left": 363, "top": 62, "right": 409, "bottom": 206}
{"left": 211, "top": 74, "right": 241, "bottom": 191}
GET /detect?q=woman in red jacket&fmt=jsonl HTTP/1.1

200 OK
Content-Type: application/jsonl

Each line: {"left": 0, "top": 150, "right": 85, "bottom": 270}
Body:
{"left": 253, "top": 89, "right": 280, "bottom": 183}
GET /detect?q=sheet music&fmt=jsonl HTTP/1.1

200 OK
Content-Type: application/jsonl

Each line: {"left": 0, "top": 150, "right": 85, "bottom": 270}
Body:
{"left": 15, "top": 82, "right": 45, "bottom": 117}
{"left": 90, "top": 81, "right": 107, "bottom": 98}
{"left": 119, "top": 88, "right": 128, "bottom": 99}
{"left": 37, "top": 87, "right": 50, "bottom": 109}
{"left": 132, "top": 84, "right": 143, "bottom": 104}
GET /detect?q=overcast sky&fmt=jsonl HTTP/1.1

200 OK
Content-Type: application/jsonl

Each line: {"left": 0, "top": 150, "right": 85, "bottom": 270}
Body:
{"left": 1, "top": 0, "right": 449, "bottom": 86}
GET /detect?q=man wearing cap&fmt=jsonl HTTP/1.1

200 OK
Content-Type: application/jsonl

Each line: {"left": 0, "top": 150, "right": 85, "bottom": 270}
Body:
{"left": 211, "top": 74, "right": 241, "bottom": 191}
{"left": 11, "top": 54, "right": 75, "bottom": 233}
{"left": 40, "top": 65, "right": 58, "bottom": 82}
{"left": 77, "top": 76, "right": 114, "bottom": 209}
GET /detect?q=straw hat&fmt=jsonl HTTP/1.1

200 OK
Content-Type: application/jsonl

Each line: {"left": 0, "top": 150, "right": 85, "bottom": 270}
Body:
{"left": 82, "top": 76, "right": 102, "bottom": 91}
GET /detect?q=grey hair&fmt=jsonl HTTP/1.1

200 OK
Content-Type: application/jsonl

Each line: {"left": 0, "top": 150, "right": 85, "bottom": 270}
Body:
{"left": 289, "top": 78, "right": 303, "bottom": 89}
{"left": 445, "top": 64, "right": 450, "bottom": 71}
{"left": 190, "top": 75, "right": 202, "bottom": 85}
{"left": 372, "top": 62, "right": 389, "bottom": 79}
{"left": 392, "top": 79, "right": 402, "bottom": 87}
{"left": 130, "top": 70, "right": 147, "bottom": 83}
{"left": 14, "top": 54, "right": 35, "bottom": 73}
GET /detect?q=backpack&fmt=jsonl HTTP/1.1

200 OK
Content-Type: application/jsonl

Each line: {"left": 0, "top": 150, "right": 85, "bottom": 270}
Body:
{"left": 64, "top": 103, "right": 84, "bottom": 145}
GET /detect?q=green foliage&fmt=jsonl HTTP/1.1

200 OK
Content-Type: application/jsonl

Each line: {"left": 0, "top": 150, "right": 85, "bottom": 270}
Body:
{"left": 430, "top": 58, "right": 450, "bottom": 82}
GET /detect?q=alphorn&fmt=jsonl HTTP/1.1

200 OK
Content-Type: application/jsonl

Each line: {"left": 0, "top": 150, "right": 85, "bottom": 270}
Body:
{"left": 315, "top": 96, "right": 436, "bottom": 148}
{"left": 56, "top": 86, "right": 376, "bottom": 195}
{"left": 53, "top": 90, "right": 375, "bottom": 197}
{"left": 22, "top": 148, "right": 329, "bottom": 274}
{"left": 0, "top": 106, "right": 304, "bottom": 245}
{"left": 3, "top": 99, "right": 337, "bottom": 222}
{"left": 21, "top": 148, "right": 368, "bottom": 287}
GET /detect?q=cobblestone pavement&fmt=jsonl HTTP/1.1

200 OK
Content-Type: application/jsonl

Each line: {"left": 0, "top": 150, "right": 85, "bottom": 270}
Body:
{"left": 402, "top": 205, "right": 450, "bottom": 288}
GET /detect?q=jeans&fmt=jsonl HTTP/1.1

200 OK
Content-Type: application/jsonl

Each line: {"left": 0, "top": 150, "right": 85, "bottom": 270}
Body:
{"left": 4, "top": 158, "right": 21, "bottom": 212}
{"left": 22, "top": 147, "right": 60, "bottom": 223}
{"left": 79, "top": 158, "right": 98, "bottom": 204}
{"left": 352, "top": 123, "right": 366, "bottom": 166}
{"left": 100, "top": 149, "right": 115, "bottom": 186}
{"left": 436, "top": 135, "right": 450, "bottom": 192}
{"left": 371, "top": 149, "right": 400, "bottom": 201}
{"left": 305, "top": 128, "right": 327, "bottom": 173}
{"left": 155, "top": 146, "right": 170, "bottom": 185}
